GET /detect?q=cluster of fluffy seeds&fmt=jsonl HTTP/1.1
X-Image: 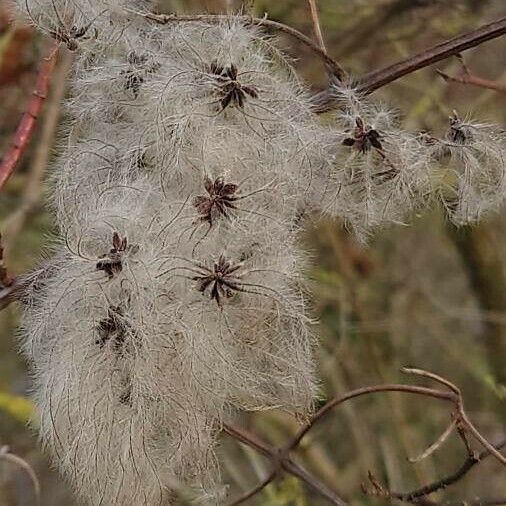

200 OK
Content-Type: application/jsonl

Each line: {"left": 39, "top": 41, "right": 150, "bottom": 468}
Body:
{"left": 314, "top": 85, "right": 506, "bottom": 240}
{"left": 431, "top": 112, "right": 506, "bottom": 224}
{"left": 14, "top": 0, "right": 506, "bottom": 504}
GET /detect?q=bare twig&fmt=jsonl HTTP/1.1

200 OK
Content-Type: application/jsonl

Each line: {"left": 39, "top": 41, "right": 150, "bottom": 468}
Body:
{"left": 288, "top": 384, "right": 456, "bottom": 451}
{"left": 401, "top": 367, "right": 461, "bottom": 395}
{"left": 223, "top": 424, "right": 348, "bottom": 506}
{"left": 0, "top": 233, "right": 12, "bottom": 288}
{"left": 0, "top": 445, "right": 41, "bottom": 506}
{"left": 307, "top": 0, "right": 327, "bottom": 53}
{"left": 224, "top": 369, "right": 504, "bottom": 505}
{"left": 436, "top": 55, "right": 506, "bottom": 93}
{"left": 408, "top": 418, "right": 457, "bottom": 463}
{"left": 364, "top": 439, "right": 506, "bottom": 504}
{"left": 226, "top": 469, "right": 276, "bottom": 506}
{"left": 124, "top": 8, "right": 347, "bottom": 81}
{"left": 305, "top": 0, "right": 340, "bottom": 81}
{"left": 403, "top": 368, "right": 506, "bottom": 466}
{"left": 2, "top": 50, "right": 73, "bottom": 254}
{"left": 0, "top": 42, "right": 59, "bottom": 191}
{"left": 311, "top": 16, "right": 506, "bottom": 112}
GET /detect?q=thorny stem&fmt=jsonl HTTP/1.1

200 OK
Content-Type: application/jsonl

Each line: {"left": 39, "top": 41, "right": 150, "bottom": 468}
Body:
{"left": 0, "top": 42, "right": 60, "bottom": 191}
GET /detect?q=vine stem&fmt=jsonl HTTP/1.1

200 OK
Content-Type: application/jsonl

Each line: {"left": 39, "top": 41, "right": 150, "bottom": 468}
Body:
{"left": 0, "top": 446, "right": 41, "bottom": 505}
{"left": 0, "top": 42, "right": 60, "bottom": 191}
{"left": 311, "top": 16, "right": 506, "bottom": 112}
{"left": 436, "top": 54, "right": 506, "bottom": 93}
{"left": 223, "top": 370, "right": 505, "bottom": 505}
{"left": 307, "top": 0, "right": 327, "bottom": 52}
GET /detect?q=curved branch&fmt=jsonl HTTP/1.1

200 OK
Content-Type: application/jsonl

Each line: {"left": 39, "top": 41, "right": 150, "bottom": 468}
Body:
{"left": 0, "top": 446, "right": 41, "bottom": 505}
{"left": 288, "top": 384, "right": 456, "bottom": 450}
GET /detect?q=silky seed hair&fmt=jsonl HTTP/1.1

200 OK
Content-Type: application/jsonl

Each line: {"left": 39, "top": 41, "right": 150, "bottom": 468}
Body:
{"left": 432, "top": 112, "right": 506, "bottom": 224}
{"left": 18, "top": 7, "right": 331, "bottom": 504}
{"left": 312, "top": 83, "right": 505, "bottom": 240}
{"left": 14, "top": 2, "right": 506, "bottom": 504}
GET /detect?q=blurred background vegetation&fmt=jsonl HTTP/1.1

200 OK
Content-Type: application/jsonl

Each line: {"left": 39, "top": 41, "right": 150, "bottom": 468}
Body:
{"left": 0, "top": 0, "right": 505, "bottom": 504}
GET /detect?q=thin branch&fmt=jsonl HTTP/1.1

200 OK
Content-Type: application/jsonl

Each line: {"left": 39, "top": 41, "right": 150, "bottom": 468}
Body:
{"left": 0, "top": 233, "right": 12, "bottom": 288}
{"left": 311, "top": 16, "right": 506, "bottom": 112}
{"left": 288, "top": 384, "right": 456, "bottom": 450}
{"left": 224, "top": 369, "right": 504, "bottom": 506}
{"left": 124, "top": 8, "right": 347, "bottom": 81}
{"left": 226, "top": 470, "right": 276, "bottom": 506}
{"left": 0, "top": 446, "right": 41, "bottom": 506}
{"left": 0, "top": 42, "right": 59, "bottom": 191}
{"left": 359, "top": 16, "right": 506, "bottom": 92}
{"left": 458, "top": 409, "right": 506, "bottom": 466}
{"left": 307, "top": 0, "right": 327, "bottom": 52}
{"left": 403, "top": 368, "right": 505, "bottom": 466}
{"left": 401, "top": 367, "right": 461, "bottom": 395}
{"left": 283, "top": 458, "right": 347, "bottom": 506}
{"left": 2, "top": 50, "right": 73, "bottom": 253}
{"left": 372, "top": 439, "right": 506, "bottom": 503}
{"left": 436, "top": 55, "right": 506, "bottom": 93}
{"left": 223, "top": 423, "right": 347, "bottom": 505}
{"left": 408, "top": 418, "right": 457, "bottom": 463}
{"left": 223, "top": 424, "right": 274, "bottom": 459}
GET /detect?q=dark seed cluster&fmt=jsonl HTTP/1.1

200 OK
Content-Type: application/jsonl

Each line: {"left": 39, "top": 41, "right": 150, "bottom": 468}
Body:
{"left": 207, "top": 61, "right": 259, "bottom": 110}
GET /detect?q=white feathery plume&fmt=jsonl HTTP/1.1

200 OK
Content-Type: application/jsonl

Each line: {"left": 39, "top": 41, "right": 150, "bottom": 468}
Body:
{"left": 316, "top": 84, "right": 432, "bottom": 240}
{"left": 18, "top": 10, "right": 329, "bottom": 505}
{"left": 432, "top": 111, "right": 506, "bottom": 224}
{"left": 15, "top": 2, "right": 506, "bottom": 504}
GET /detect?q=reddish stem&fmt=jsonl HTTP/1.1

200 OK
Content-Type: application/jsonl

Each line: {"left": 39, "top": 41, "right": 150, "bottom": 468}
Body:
{"left": 0, "top": 43, "right": 60, "bottom": 191}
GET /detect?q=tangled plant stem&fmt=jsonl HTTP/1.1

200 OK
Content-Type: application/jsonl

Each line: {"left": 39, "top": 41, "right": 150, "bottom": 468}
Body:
{"left": 223, "top": 368, "right": 505, "bottom": 506}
